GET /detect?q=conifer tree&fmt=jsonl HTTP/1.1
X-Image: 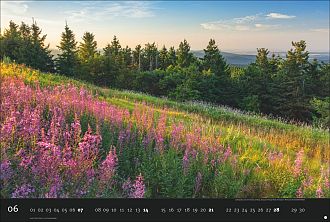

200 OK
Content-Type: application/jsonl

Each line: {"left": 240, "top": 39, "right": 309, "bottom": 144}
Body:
{"left": 0, "top": 21, "right": 21, "bottom": 60}
{"left": 203, "top": 39, "right": 228, "bottom": 76}
{"left": 159, "top": 45, "right": 169, "bottom": 70}
{"left": 56, "top": 23, "right": 78, "bottom": 76}
{"left": 78, "top": 32, "right": 97, "bottom": 62}
{"left": 167, "top": 46, "right": 176, "bottom": 67}
{"left": 177, "top": 39, "right": 194, "bottom": 68}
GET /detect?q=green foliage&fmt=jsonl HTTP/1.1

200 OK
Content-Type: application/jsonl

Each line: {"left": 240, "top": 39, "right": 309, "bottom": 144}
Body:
{"left": 56, "top": 23, "right": 78, "bottom": 76}
{"left": 310, "top": 97, "right": 330, "bottom": 128}
{"left": 0, "top": 20, "right": 54, "bottom": 72}
{"left": 78, "top": 32, "right": 97, "bottom": 62}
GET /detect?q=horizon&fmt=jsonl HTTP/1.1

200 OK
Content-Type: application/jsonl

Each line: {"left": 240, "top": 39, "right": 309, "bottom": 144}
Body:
{"left": 1, "top": 1, "right": 329, "bottom": 52}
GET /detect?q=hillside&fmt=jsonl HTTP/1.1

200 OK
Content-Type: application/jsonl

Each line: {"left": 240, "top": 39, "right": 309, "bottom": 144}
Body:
{"left": 192, "top": 50, "right": 330, "bottom": 65}
{"left": 1, "top": 62, "right": 329, "bottom": 198}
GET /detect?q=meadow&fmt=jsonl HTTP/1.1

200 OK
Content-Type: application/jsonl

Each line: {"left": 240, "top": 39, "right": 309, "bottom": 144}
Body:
{"left": 0, "top": 62, "right": 329, "bottom": 198}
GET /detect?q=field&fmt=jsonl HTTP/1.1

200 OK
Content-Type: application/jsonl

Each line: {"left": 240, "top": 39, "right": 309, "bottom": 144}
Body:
{"left": 0, "top": 62, "right": 329, "bottom": 198}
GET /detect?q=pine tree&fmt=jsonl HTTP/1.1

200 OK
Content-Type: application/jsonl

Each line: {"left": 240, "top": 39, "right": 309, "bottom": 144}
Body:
{"left": 274, "top": 40, "right": 312, "bottom": 121}
{"left": 177, "top": 39, "right": 194, "bottom": 68}
{"left": 56, "top": 23, "right": 78, "bottom": 76}
{"left": 132, "top": 44, "right": 142, "bottom": 69}
{"left": 159, "top": 45, "right": 169, "bottom": 70}
{"left": 122, "top": 46, "right": 132, "bottom": 66}
{"left": 0, "top": 21, "right": 21, "bottom": 60}
{"left": 78, "top": 32, "right": 97, "bottom": 62}
{"left": 168, "top": 46, "right": 176, "bottom": 67}
{"left": 18, "top": 20, "right": 54, "bottom": 72}
{"left": 16, "top": 22, "right": 32, "bottom": 66}
{"left": 144, "top": 42, "right": 157, "bottom": 71}
{"left": 203, "top": 39, "right": 228, "bottom": 76}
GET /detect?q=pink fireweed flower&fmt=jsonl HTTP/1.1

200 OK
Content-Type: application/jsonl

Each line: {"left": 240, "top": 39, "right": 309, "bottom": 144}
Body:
{"left": 12, "top": 184, "right": 35, "bottom": 198}
{"left": 194, "top": 172, "right": 202, "bottom": 195}
{"left": 45, "top": 175, "right": 62, "bottom": 198}
{"left": 131, "top": 173, "right": 145, "bottom": 198}
{"left": 62, "top": 143, "right": 73, "bottom": 163}
{"left": 47, "top": 107, "right": 65, "bottom": 144}
{"left": 294, "top": 149, "right": 304, "bottom": 177}
{"left": 170, "top": 123, "right": 184, "bottom": 150}
{"left": 71, "top": 113, "right": 81, "bottom": 144}
{"left": 268, "top": 151, "right": 284, "bottom": 162}
{"left": 325, "top": 176, "right": 330, "bottom": 190}
{"left": 34, "top": 142, "right": 62, "bottom": 180}
{"left": 316, "top": 185, "right": 323, "bottom": 198}
{"left": 99, "top": 146, "right": 118, "bottom": 185}
{"left": 296, "top": 186, "right": 303, "bottom": 198}
{"left": 15, "top": 148, "right": 34, "bottom": 169}
{"left": 155, "top": 113, "right": 166, "bottom": 153}
{"left": 223, "top": 145, "right": 232, "bottom": 162}
{"left": 0, "top": 159, "right": 13, "bottom": 181}
{"left": 63, "top": 124, "right": 72, "bottom": 144}
{"left": 0, "top": 111, "right": 18, "bottom": 142}
{"left": 78, "top": 125, "right": 102, "bottom": 159}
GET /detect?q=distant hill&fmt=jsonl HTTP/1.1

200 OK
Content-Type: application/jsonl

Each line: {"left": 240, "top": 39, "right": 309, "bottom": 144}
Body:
{"left": 192, "top": 50, "right": 329, "bottom": 66}
{"left": 51, "top": 49, "right": 329, "bottom": 66}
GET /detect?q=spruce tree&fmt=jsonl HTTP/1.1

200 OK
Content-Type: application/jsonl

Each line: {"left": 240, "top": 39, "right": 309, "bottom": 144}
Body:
{"left": 0, "top": 21, "right": 21, "bottom": 60}
{"left": 203, "top": 39, "right": 228, "bottom": 76}
{"left": 177, "top": 39, "right": 193, "bottom": 68}
{"left": 78, "top": 32, "right": 97, "bottom": 62}
{"left": 168, "top": 46, "right": 176, "bottom": 67}
{"left": 56, "top": 23, "right": 78, "bottom": 76}
{"left": 159, "top": 45, "right": 169, "bottom": 70}
{"left": 274, "top": 40, "right": 311, "bottom": 121}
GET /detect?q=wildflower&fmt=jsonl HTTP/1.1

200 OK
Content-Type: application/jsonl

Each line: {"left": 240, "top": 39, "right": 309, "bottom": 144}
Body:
{"left": 296, "top": 186, "right": 303, "bottom": 198}
{"left": 71, "top": 113, "right": 81, "bottom": 144}
{"left": 99, "top": 147, "right": 118, "bottom": 184}
{"left": 155, "top": 113, "right": 166, "bottom": 153}
{"left": 45, "top": 176, "right": 62, "bottom": 198}
{"left": 78, "top": 125, "right": 102, "bottom": 159}
{"left": 0, "top": 159, "right": 13, "bottom": 180}
{"left": 316, "top": 185, "right": 323, "bottom": 198}
{"left": 170, "top": 123, "right": 184, "bottom": 150}
{"left": 294, "top": 149, "right": 304, "bottom": 177}
{"left": 12, "top": 184, "right": 35, "bottom": 198}
{"left": 131, "top": 173, "right": 145, "bottom": 198}
{"left": 0, "top": 114, "right": 16, "bottom": 142}
{"left": 223, "top": 145, "right": 232, "bottom": 162}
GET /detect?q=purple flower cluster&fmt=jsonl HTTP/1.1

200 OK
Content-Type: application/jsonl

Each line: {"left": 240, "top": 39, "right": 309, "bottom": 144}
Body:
{"left": 0, "top": 159, "right": 13, "bottom": 181}
{"left": 294, "top": 149, "right": 304, "bottom": 177}
{"left": 12, "top": 184, "right": 35, "bottom": 198}
{"left": 131, "top": 174, "right": 145, "bottom": 198}
{"left": 99, "top": 146, "right": 118, "bottom": 186}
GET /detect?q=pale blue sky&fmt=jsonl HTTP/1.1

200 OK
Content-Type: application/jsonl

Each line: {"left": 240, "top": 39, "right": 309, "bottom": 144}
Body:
{"left": 1, "top": 1, "right": 329, "bottom": 52}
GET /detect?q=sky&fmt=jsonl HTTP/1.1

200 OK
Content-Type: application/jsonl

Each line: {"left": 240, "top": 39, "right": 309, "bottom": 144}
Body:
{"left": 1, "top": 1, "right": 329, "bottom": 53}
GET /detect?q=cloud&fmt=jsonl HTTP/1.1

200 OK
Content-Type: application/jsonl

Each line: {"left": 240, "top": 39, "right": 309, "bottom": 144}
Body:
{"left": 233, "top": 15, "right": 258, "bottom": 24}
{"left": 1, "top": 1, "right": 29, "bottom": 15}
{"left": 255, "top": 23, "right": 279, "bottom": 29}
{"left": 266, "top": 13, "right": 296, "bottom": 19}
{"left": 200, "top": 13, "right": 283, "bottom": 31}
{"left": 310, "top": 28, "right": 329, "bottom": 33}
{"left": 64, "top": 1, "right": 155, "bottom": 23}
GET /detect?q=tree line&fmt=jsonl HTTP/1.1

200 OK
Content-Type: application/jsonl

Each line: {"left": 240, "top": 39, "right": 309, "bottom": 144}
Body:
{"left": 0, "top": 20, "right": 329, "bottom": 127}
